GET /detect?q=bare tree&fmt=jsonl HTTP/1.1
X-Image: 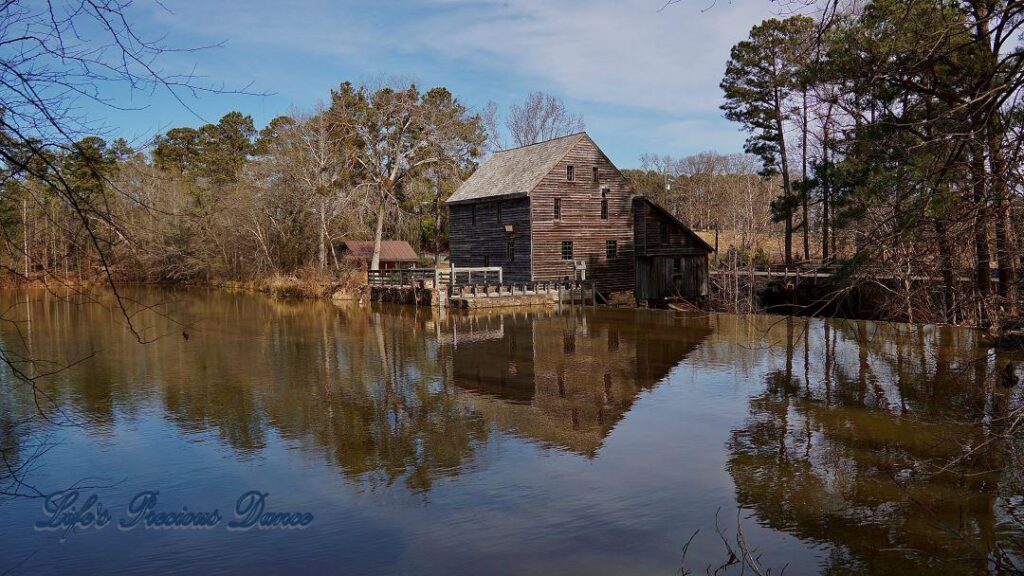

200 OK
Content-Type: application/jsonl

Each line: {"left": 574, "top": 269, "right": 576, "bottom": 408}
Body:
{"left": 0, "top": 0, "right": 258, "bottom": 496}
{"left": 327, "top": 82, "right": 484, "bottom": 270}
{"left": 481, "top": 100, "right": 506, "bottom": 153}
{"left": 506, "top": 92, "right": 585, "bottom": 147}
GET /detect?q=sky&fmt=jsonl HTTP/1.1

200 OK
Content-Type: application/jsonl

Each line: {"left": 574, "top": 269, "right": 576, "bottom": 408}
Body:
{"left": 89, "top": 0, "right": 781, "bottom": 168}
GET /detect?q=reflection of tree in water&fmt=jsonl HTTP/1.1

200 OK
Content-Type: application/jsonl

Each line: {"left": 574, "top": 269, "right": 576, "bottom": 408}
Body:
{"left": 0, "top": 290, "right": 715, "bottom": 494}
{"left": 727, "top": 317, "right": 1023, "bottom": 575}
{"left": 0, "top": 290, "right": 492, "bottom": 494}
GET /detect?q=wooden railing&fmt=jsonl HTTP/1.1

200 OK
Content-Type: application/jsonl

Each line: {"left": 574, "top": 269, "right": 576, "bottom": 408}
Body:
{"left": 448, "top": 280, "right": 596, "bottom": 305}
{"left": 367, "top": 266, "right": 504, "bottom": 287}
{"left": 446, "top": 266, "right": 503, "bottom": 286}
{"left": 367, "top": 268, "right": 436, "bottom": 287}
{"left": 449, "top": 280, "right": 560, "bottom": 298}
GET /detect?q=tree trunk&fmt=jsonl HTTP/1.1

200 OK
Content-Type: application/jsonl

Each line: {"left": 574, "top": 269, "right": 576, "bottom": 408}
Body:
{"left": 971, "top": 142, "right": 992, "bottom": 310}
{"left": 935, "top": 217, "right": 956, "bottom": 324}
{"left": 988, "top": 120, "right": 1017, "bottom": 308}
{"left": 774, "top": 90, "right": 793, "bottom": 266}
{"left": 318, "top": 199, "right": 327, "bottom": 270}
{"left": 371, "top": 201, "right": 386, "bottom": 271}
{"left": 22, "top": 199, "right": 29, "bottom": 278}
{"left": 801, "top": 86, "right": 809, "bottom": 262}
{"left": 821, "top": 121, "right": 831, "bottom": 262}
{"left": 434, "top": 175, "right": 442, "bottom": 268}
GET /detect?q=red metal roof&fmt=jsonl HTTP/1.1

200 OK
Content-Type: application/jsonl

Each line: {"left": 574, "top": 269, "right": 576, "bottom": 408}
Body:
{"left": 341, "top": 240, "right": 419, "bottom": 262}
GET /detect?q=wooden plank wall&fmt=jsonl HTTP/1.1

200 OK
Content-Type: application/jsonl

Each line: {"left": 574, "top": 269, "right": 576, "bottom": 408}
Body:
{"left": 634, "top": 199, "right": 710, "bottom": 300}
{"left": 529, "top": 136, "right": 636, "bottom": 293}
{"left": 635, "top": 255, "right": 708, "bottom": 301}
{"left": 635, "top": 200, "right": 711, "bottom": 257}
{"left": 448, "top": 197, "right": 533, "bottom": 282}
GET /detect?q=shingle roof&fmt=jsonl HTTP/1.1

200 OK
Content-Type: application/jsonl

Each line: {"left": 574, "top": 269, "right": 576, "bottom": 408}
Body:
{"left": 446, "top": 132, "right": 587, "bottom": 205}
{"left": 341, "top": 240, "right": 419, "bottom": 262}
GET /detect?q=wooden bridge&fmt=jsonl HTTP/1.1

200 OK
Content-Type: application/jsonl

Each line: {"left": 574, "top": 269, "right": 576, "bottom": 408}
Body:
{"left": 710, "top": 264, "right": 1010, "bottom": 284}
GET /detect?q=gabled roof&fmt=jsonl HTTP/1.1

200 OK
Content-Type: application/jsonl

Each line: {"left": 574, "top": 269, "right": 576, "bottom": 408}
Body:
{"left": 636, "top": 196, "right": 716, "bottom": 253}
{"left": 340, "top": 240, "right": 419, "bottom": 262}
{"left": 446, "top": 132, "right": 587, "bottom": 205}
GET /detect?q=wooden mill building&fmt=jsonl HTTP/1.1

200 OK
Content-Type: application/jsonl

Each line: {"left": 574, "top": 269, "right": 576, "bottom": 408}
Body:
{"left": 446, "top": 132, "right": 712, "bottom": 302}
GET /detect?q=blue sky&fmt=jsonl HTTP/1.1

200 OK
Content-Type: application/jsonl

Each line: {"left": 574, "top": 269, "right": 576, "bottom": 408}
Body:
{"left": 91, "top": 0, "right": 778, "bottom": 168}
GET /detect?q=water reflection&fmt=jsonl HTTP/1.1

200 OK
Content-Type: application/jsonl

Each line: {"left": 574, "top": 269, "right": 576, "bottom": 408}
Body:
{"left": 444, "top": 308, "right": 711, "bottom": 455}
{"left": 725, "top": 316, "right": 1024, "bottom": 575}
{"left": 0, "top": 289, "right": 1021, "bottom": 575}
{"left": 0, "top": 290, "right": 710, "bottom": 494}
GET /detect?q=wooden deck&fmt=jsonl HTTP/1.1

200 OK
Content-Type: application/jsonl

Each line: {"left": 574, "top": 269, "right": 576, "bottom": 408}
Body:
{"left": 367, "top": 266, "right": 596, "bottom": 308}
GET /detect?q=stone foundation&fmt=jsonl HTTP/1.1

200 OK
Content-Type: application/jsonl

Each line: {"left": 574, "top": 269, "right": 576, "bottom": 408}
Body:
{"left": 369, "top": 285, "right": 441, "bottom": 306}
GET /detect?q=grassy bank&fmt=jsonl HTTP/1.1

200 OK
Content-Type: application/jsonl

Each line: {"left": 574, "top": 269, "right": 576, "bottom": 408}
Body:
{"left": 2, "top": 270, "right": 368, "bottom": 302}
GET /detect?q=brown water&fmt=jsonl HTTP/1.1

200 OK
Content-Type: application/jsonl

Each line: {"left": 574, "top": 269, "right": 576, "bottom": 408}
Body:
{"left": 0, "top": 287, "right": 1021, "bottom": 575}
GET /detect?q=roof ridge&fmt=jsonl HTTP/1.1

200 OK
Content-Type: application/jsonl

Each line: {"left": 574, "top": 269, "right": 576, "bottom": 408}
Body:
{"left": 493, "top": 132, "right": 586, "bottom": 154}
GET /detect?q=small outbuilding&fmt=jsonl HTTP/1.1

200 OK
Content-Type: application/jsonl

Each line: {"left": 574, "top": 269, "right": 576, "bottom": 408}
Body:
{"left": 336, "top": 240, "right": 419, "bottom": 270}
{"left": 446, "top": 132, "right": 713, "bottom": 303}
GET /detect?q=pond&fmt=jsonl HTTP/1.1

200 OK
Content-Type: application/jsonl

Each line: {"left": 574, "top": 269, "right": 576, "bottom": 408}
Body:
{"left": 0, "top": 287, "right": 1021, "bottom": 575}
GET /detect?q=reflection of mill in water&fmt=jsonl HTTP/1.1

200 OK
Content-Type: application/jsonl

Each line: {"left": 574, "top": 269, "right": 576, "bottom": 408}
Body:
{"left": 438, "top": 309, "right": 712, "bottom": 456}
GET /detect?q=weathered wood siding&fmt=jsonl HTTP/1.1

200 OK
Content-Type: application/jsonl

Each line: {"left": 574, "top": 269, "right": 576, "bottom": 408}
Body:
{"left": 448, "top": 197, "right": 532, "bottom": 282}
{"left": 635, "top": 255, "right": 708, "bottom": 301}
{"left": 634, "top": 199, "right": 711, "bottom": 257}
{"left": 529, "top": 135, "right": 636, "bottom": 292}
{"left": 634, "top": 198, "right": 710, "bottom": 300}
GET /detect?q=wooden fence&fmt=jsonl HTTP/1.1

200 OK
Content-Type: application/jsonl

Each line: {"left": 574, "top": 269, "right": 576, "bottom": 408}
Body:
{"left": 368, "top": 266, "right": 504, "bottom": 287}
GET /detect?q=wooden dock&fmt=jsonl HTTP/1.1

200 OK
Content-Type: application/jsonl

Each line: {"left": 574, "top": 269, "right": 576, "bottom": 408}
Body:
{"left": 367, "top": 267, "right": 596, "bottom": 308}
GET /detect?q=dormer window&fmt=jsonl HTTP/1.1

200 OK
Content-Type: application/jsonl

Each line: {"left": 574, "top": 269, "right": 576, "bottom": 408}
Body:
{"left": 566, "top": 165, "right": 575, "bottom": 181}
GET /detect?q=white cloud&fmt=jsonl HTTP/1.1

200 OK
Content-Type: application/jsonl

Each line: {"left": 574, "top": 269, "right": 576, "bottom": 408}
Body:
{"left": 411, "top": 0, "right": 776, "bottom": 116}
{"left": 145, "top": 0, "right": 781, "bottom": 157}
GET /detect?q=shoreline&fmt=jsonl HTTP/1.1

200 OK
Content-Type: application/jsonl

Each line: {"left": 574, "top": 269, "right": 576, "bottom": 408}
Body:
{"left": 4, "top": 277, "right": 1022, "bottom": 348}
{"left": 1, "top": 274, "right": 365, "bottom": 302}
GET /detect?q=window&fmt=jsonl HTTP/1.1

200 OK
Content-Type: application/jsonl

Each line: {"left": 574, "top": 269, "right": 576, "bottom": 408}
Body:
{"left": 592, "top": 166, "right": 599, "bottom": 182}
{"left": 660, "top": 221, "right": 669, "bottom": 244}
{"left": 471, "top": 204, "right": 477, "bottom": 226}
{"left": 606, "top": 240, "right": 617, "bottom": 258}
{"left": 483, "top": 255, "right": 490, "bottom": 267}
{"left": 507, "top": 239, "right": 515, "bottom": 262}
{"left": 673, "top": 257, "right": 681, "bottom": 274}
{"left": 566, "top": 165, "right": 575, "bottom": 181}
{"left": 601, "top": 199, "right": 609, "bottom": 220}
{"left": 561, "top": 241, "right": 573, "bottom": 261}
{"left": 496, "top": 202, "right": 502, "bottom": 223}
{"left": 554, "top": 198, "right": 562, "bottom": 220}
